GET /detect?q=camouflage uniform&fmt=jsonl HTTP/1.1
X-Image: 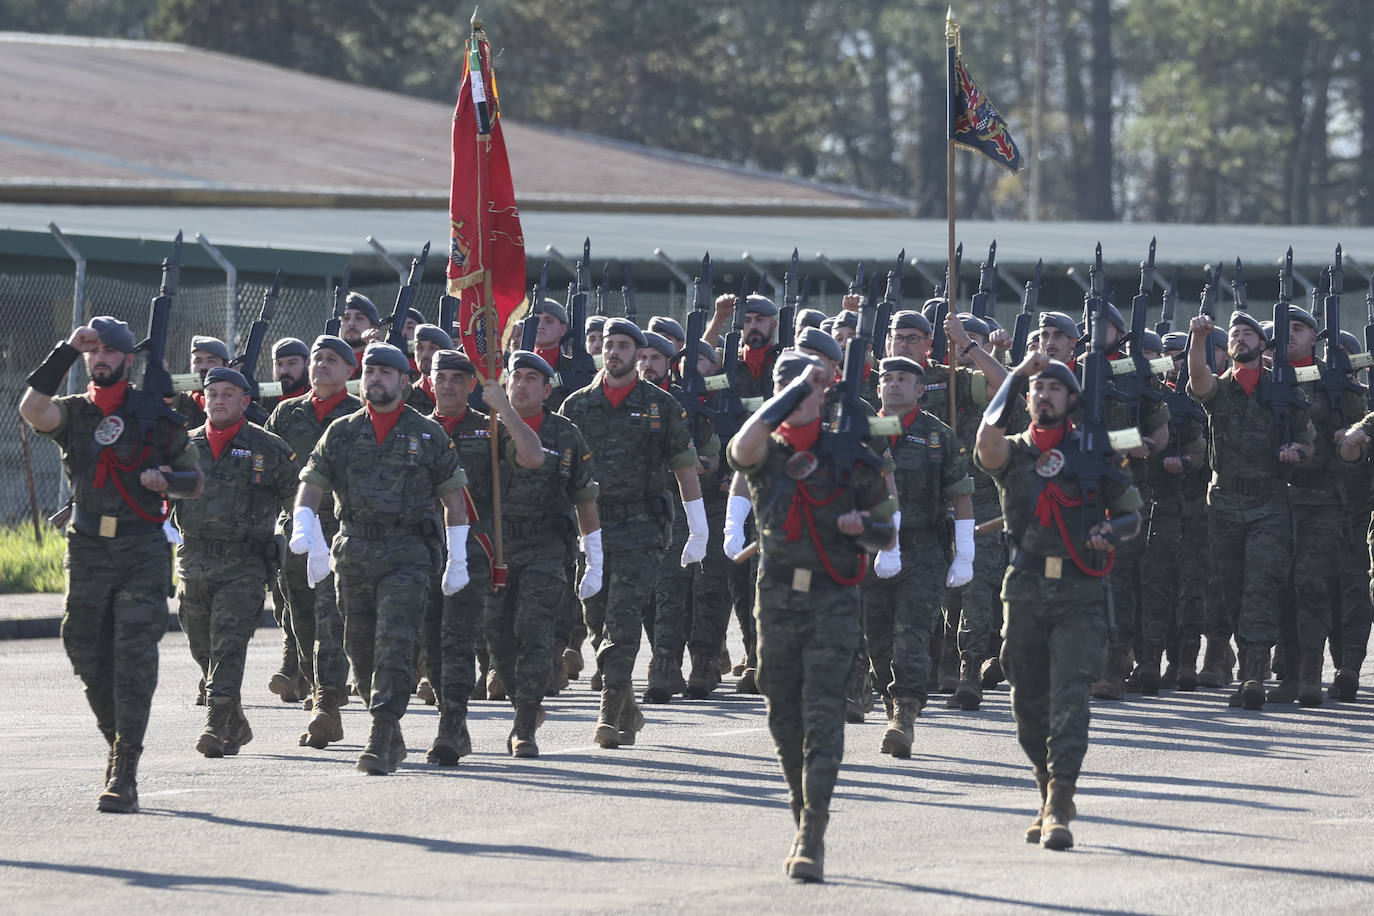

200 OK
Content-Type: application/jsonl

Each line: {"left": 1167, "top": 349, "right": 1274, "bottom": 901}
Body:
{"left": 1331, "top": 408, "right": 1374, "bottom": 692}
{"left": 265, "top": 391, "right": 360, "bottom": 694}
{"left": 484, "top": 410, "right": 598, "bottom": 703}
{"left": 168, "top": 390, "right": 207, "bottom": 430}
{"left": 38, "top": 392, "right": 198, "bottom": 756}
{"left": 301, "top": 406, "right": 465, "bottom": 719}
{"left": 861, "top": 409, "right": 972, "bottom": 709}
{"left": 559, "top": 376, "right": 697, "bottom": 692}
{"left": 174, "top": 420, "right": 296, "bottom": 708}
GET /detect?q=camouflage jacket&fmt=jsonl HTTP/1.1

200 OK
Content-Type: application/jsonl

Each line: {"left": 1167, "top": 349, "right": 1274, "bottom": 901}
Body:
{"left": 1291, "top": 357, "right": 1366, "bottom": 507}
{"left": 883, "top": 408, "right": 974, "bottom": 532}
{"left": 735, "top": 345, "right": 781, "bottom": 401}
{"left": 494, "top": 409, "right": 599, "bottom": 563}
{"left": 431, "top": 406, "right": 494, "bottom": 540}
{"left": 168, "top": 390, "right": 207, "bottom": 430}
{"left": 265, "top": 390, "right": 362, "bottom": 536}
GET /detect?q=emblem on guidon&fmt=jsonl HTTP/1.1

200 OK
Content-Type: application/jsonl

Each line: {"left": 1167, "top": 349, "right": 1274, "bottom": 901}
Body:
{"left": 93, "top": 414, "right": 125, "bottom": 446}
{"left": 1035, "top": 448, "right": 1065, "bottom": 478}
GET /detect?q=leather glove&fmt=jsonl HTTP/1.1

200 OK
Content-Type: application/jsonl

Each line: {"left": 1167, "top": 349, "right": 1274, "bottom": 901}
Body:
{"left": 680, "top": 498, "right": 709, "bottom": 566}
{"left": 723, "top": 494, "right": 751, "bottom": 560}
{"left": 578, "top": 529, "right": 604, "bottom": 599}
{"left": 441, "top": 525, "right": 470, "bottom": 595}
{"left": 945, "top": 517, "right": 976, "bottom": 587}
{"left": 306, "top": 516, "right": 330, "bottom": 589}
{"left": 874, "top": 511, "right": 901, "bottom": 578}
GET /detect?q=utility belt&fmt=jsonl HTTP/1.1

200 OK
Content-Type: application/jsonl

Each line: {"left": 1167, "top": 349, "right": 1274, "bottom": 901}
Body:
{"left": 70, "top": 506, "right": 162, "bottom": 540}
{"left": 1212, "top": 475, "right": 1283, "bottom": 496}
{"left": 181, "top": 535, "right": 273, "bottom": 560}
{"left": 1008, "top": 545, "right": 1091, "bottom": 580}
{"left": 338, "top": 517, "right": 437, "bottom": 540}
{"left": 761, "top": 557, "right": 857, "bottom": 593}
{"left": 598, "top": 495, "right": 668, "bottom": 523}
{"left": 1288, "top": 471, "right": 1336, "bottom": 491}
{"left": 502, "top": 515, "right": 574, "bottom": 539}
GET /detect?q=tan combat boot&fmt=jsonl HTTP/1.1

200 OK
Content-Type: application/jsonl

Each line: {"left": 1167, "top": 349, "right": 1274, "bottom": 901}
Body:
{"left": 97, "top": 740, "right": 141, "bottom": 813}
{"left": 1090, "top": 646, "right": 1130, "bottom": 701}
{"left": 1197, "top": 637, "right": 1232, "bottom": 687}
{"left": 946, "top": 659, "right": 983, "bottom": 710}
{"left": 1228, "top": 649, "right": 1267, "bottom": 710}
{"left": 1025, "top": 770, "right": 1050, "bottom": 843}
{"left": 787, "top": 808, "right": 828, "bottom": 882}
{"left": 196, "top": 701, "right": 234, "bottom": 758}
{"left": 881, "top": 698, "right": 919, "bottom": 758}
{"left": 509, "top": 702, "right": 541, "bottom": 758}
{"left": 1266, "top": 646, "right": 1300, "bottom": 704}
{"left": 1297, "top": 650, "right": 1325, "bottom": 707}
{"left": 357, "top": 712, "right": 400, "bottom": 775}
{"left": 486, "top": 667, "right": 507, "bottom": 701}
{"left": 643, "top": 656, "right": 672, "bottom": 704}
{"left": 563, "top": 644, "right": 584, "bottom": 680}
{"left": 618, "top": 691, "right": 646, "bottom": 745}
{"left": 302, "top": 686, "right": 344, "bottom": 749}
{"left": 593, "top": 687, "right": 626, "bottom": 747}
{"left": 1330, "top": 666, "right": 1359, "bottom": 702}
{"left": 223, "top": 703, "right": 253, "bottom": 755}
{"left": 269, "top": 639, "right": 305, "bottom": 703}
{"left": 1040, "top": 777, "right": 1076, "bottom": 850}
{"left": 427, "top": 704, "right": 472, "bottom": 765}
{"left": 1175, "top": 638, "right": 1201, "bottom": 691}
{"left": 685, "top": 649, "right": 718, "bottom": 700}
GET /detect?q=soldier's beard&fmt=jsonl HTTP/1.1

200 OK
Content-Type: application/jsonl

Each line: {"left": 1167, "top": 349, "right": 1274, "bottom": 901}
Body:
{"left": 641, "top": 369, "right": 666, "bottom": 386}
{"left": 605, "top": 360, "right": 635, "bottom": 380}
{"left": 1033, "top": 404, "right": 1064, "bottom": 426}
{"left": 277, "top": 370, "right": 307, "bottom": 393}
{"left": 343, "top": 329, "right": 362, "bottom": 345}
{"left": 364, "top": 385, "right": 400, "bottom": 407}
{"left": 90, "top": 361, "right": 127, "bottom": 387}
{"left": 745, "top": 331, "right": 767, "bottom": 349}
{"left": 1231, "top": 345, "right": 1261, "bottom": 366}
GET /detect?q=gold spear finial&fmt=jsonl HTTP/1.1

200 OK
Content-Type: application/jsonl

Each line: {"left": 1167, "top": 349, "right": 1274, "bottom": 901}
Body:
{"left": 471, "top": 6, "right": 483, "bottom": 32}
{"left": 945, "top": 7, "right": 960, "bottom": 51}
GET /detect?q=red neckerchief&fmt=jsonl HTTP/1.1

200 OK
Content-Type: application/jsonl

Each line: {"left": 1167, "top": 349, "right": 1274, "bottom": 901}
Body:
{"left": 862, "top": 361, "right": 872, "bottom": 383}
{"left": 1066, "top": 356, "right": 1078, "bottom": 372}
{"left": 190, "top": 390, "right": 206, "bottom": 409}
{"left": 880, "top": 404, "right": 921, "bottom": 448}
{"left": 1291, "top": 355, "right": 1315, "bottom": 368}
{"left": 1026, "top": 418, "right": 1113, "bottom": 579}
{"left": 537, "top": 346, "right": 561, "bottom": 369}
{"left": 351, "top": 350, "right": 365, "bottom": 378}
{"left": 655, "top": 378, "right": 670, "bottom": 391}
{"left": 1233, "top": 366, "right": 1261, "bottom": 396}
{"left": 206, "top": 418, "right": 244, "bottom": 461}
{"left": 311, "top": 389, "right": 349, "bottom": 424}
{"left": 1108, "top": 352, "right": 1124, "bottom": 361}
{"left": 603, "top": 378, "right": 635, "bottom": 409}
{"left": 283, "top": 382, "right": 309, "bottom": 400}
{"left": 366, "top": 401, "right": 404, "bottom": 446}
{"left": 87, "top": 379, "right": 128, "bottom": 417}
{"left": 1029, "top": 420, "right": 1070, "bottom": 453}
{"left": 742, "top": 344, "right": 769, "bottom": 379}
{"left": 418, "top": 375, "right": 435, "bottom": 400}
{"left": 776, "top": 417, "right": 821, "bottom": 452}
{"left": 523, "top": 410, "right": 546, "bottom": 434}
{"left": 434, "top": 407, "right": 467, "bottom": 436}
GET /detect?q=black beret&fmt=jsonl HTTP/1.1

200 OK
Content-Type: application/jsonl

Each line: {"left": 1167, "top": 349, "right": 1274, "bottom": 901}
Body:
{"left": 879, "top": 356, "right": 925, "bottom": 378}
{"left": 921, "top": 298, "right": 947, "bottom": 322}
{"left": 695, "top": 339, "right": 719, "bottom": 365}
{"left": 1139, "top": 330, "right": 1164, "bottom": 354}
{"left": 586, "top": 316, "right": 607, "bottom": 333}
{"left": 362, "top": 342, "right": 413, "bottom": 375}
{"left": 90, "top": 316, "right": 135, "bottom": 353}
{"left": 202, "top": 366, "right": 251, "bottom": 391}
{"left": 648, "top": 316, "right": 686, "bottom": 343}
{"left": 795, "top": 308, "right": 826, "bottom": 331}
{"left": 796, "top": 327, "right": 843, "bottom": 364}
{"left": 819, "top": 317, "right": 835, "bottom": 334}
{"left": 432, "top": 349, "right": 476, "bottom": 374}
{"left": 984, "top": 316, "right": 1002, "bottom": 331}
{"left": 833, "top": 310, "right": 860, "bottom": 331}
{"left": 889, "top": 310, "right": 932, "bottom": 335}
{"left": 1100, "top": 304, "right": 1126, "bottom": 334}
{"left": 272, "top": 337, "right": 309, "bottom": 361}
{"left": 508, "top": 349, "right": 556, "bottom": 380}
{"left": 406, "top": 308, "right": 425, "bottom": 326}
{"left": 744, "top": 294, "right": 778, "bottom": 317}
{"left": 1161, "top": 332, "right": 1188, "bottom": 353}
{"left": 312, "top": 335, "right": 357, "bottom": 367}
{"left": 641, "top": 331, "right": 677, "bottom": 359}
{"left": 1287, "top": 305, "right": 1319, "bottom": 331}
{"left": 190, "top": 335, "right": 232, "bottom": 363}
{"left": 773, "top": 351, "right": 820, "bottom": 386}
{"left": 414, "top": 324, "right": 454, "bottom": 349}
{"left": 602, "top": 317, "right": 646, "bottom": 348}
{"left": 1039, "top": 311, "right": 1081, "bottom": 340}
{"left": 957, "top": 313, "right": 990, "bottom": 337}
{"left": 537, "top": 298, "right": 569, "bottom": 325}
{"left": 1030, "top": 359, "right": 1081, "bottom": 395}
{"left": 1339, "top": 330, "right": 1362, "bottom": 354}
{"left": 1260, "top": 320, "right": 1275, "bottom": 345}
{"left": 1230, "top": 310, "right": 1265, "bottom": 339}
{"left": 344, "top": 292, "right": 380, "bottom": 326}
{"left": 1208, "top": 328, "right": 1228, "bottom": 351}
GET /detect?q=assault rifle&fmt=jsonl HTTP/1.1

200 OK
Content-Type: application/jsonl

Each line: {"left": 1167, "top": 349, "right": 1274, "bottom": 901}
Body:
{"left": 133, "top": 232, "right": 188, "bottom": 432}
{"left": 1315, "top": 245, "right": 1362, "bottom": 424}
{"left": 1231, "top": 258, "right": 1248, "bottom": 312}
{"left": 384, "top": 242, "right": 430, "bottom": 349}
{"left": 970, "top": 241, "right": 998, "bottom": 321}
{"left": 521, "top": 262, "right": 549, "bottom": 351}
{"left": 1009, "top": 259, "right": 1042, "bottom": 365}
{"left": 559, "top": 238, "right": 596, "bottom": 395}
{"left": 850, "top": 260, "right": 865, "bottom": 297}
{"left": 676, "top": 253, "right": 716, "bottom": 423}
{"left": 232, "top": 270, "right": 281, "bottom": 424}
{"left": 818, "top": 293, "right": 884, "bottom": 476}
{"left": 596, "top": 263, "right": 611, "bottom": 317}
{"left": 779, "top": 248, "right": 800, "bottom": 351}
{"left": 622, "top": 264, "right": 638, "bottom": 323}
{"left": 1258, "top": 248, "right": 1311, "bottom": 441}
{"left": 873, "top": 270, "right": 899, "bottom": 361}
{"left": 1107, "top": 239, "right": 1168, "bottom": 430}
{"left": 438, "top": 293, "right": 460, "bottom": 341}
{"left": 1366, "top": 273, "right": 1374, "bottom": 410}
{"left": 1155, "top": 268, "right": 1179, "bottom": 335}
{"left": 709, "top": 272, "right": 752, "bottom": 445}
{"left": 324, "top": 265, "right": 351, "bottom": 336}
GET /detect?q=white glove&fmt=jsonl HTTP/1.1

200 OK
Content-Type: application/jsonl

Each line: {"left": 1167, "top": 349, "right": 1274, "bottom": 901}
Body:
{"left": 306, "top": 517, "right": 330, "bottom": 589}
{"left": 442, "top": 525, "right": 470, "bottom": 595}
{"left": 945, "top": 517, "right": 976, "bottom": 587}
{"left": 723, "top": 494, "right": 751, "bottom": 560}
{"left": 874, "top": 511, "right": 901, "bottom": 578}
{"left": 578, "top": 529, "right": 604, "bottom": 599}
{"left": 288, "top": 506, "right": 318, "bottom": 555}
{"left": 680, "top": 498, "right": 709, "bottom": 566}
{"left": 162, "top": 518, "right": 183, "bottom": 546}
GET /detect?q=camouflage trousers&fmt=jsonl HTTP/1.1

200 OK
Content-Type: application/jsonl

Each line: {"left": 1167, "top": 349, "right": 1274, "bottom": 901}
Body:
{"left": 861, "top": 537, "right": 947, "bottom": 703}
{"left": 1000, "top": 569, "right": 1108, "bottom": 780}
{"left": 485, "top": 557, "right": 566, "bottom": 705}
{"left": 755, "top": 571, "right": 861, "bottom": 813}
{"left": 1105, "top": 511, "right": 1147, "bottom": 655}
{"left": 1209, "top": 503, "right": 1291, "bottom": 652}
{"left": 334, "top": 534, "right": 435, "bottom": 719}
{"left": 268, "top": 575, "right": 296, "bottom": 670}
{"left": 422, "top": 541, "right": 490, "bottom": 710}
{"left": 279, "top": 548, "right": 348, "bottom": 691}
{"left": 1139, "top": 500, "right": 1209, "bottom": 651}
{"left": 62, "top": 530, "right": 171, "bottom": 750}
{"left": 688, "top": 495, "right": 733, "bottom": 658}
{"left": 728, "top": 554, "right": 759, "bottom": 665}
{"left": 177, "top": 561, "right": 269, "bottom": 704}
{"left": 643, "top": 514, "right": 691, "bottom": 664}
{"left": 1329, "top": 530, "right": 1373, "bottom": 669}
{"left": 582, "top": 543, "right": 665, "bottom": 689}
{"left": 941, "top": 521, "right": 1006, "bottom": 665}
{"left": 1277, "top": 502, "right": 1342, "bottom": 656}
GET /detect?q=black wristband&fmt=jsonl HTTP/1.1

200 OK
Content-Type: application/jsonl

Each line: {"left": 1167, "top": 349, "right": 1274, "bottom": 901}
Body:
{"left": 962, "top": 341, "right": 979, "bottom": 355}
{"left": 26, "top": 343, "right": 80, "bottom": 396}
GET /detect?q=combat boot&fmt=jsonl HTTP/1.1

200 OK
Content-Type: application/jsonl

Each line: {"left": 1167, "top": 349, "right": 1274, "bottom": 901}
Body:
{"left": 946, "top": 659, "right": 983, "bottom": 710}
{"left": 509, "top": 702, "right": 541, "bottom": 758}
{"left": 881, "top": 698, "right": 920, "bottom": 758}
{"left": 1265, "top": 647, "right": 1299, "bottom": 704}
{"left": 720, "top": 645, "right": 733, "bottom": 677}
{"left": 644, "top": 656, "right": 672, "bottom": 704}
{"left": 1198, "top": 637, "right": 1232, "bottom": 688}
{"left": 194, "top": 676, "right": 206, "bottom": 706}
{"left": 980, "top": 655, "right": 1005, "bottom": 688}
{"left": 667, "top": 660, "right": 687, "bottom": 696}
{"left": 1175, "top": 638, "right": 1201, "bottom": 691}
{"left": 546, "top": 653, "right": 569, "bottom": 697}
{"left": 882, "top": 694, "right": 895, "bottom": 724}
{"left": 196, "top": 701, "right": 234, "bottom": 758}
{"left": 269, "top": 641, "right": 304, "bottom": 703}
{"left": 1228, "top": 649, "right": 1267, "bottom": 710}
{"left": 1090, "top": 646, "right": 1130, "bottom": 701}
{"left": 786, "top": 808, "right": 828, "bottom": 882}
{"left": 357, "top": 711, "right": 400, "bottom": 775}
{"left": 563, "top": 645, "right": 584, "bottom": 680}
{"left": 222, "top": 703, "right": 253, "bottom": 755}
{"left": 470, "top": 677, "right": 488, "bottom": 702}
{"left": 937, "top": 632, "right": 960, "bottom": 693}
{"left": 685, "top": 649, "right": 718, "bottom": 700}
{"left": 1040, "top": 777, "right": 1077, "bottom": 850}
{"left": 589, "top": 670, "right": 603, "bottom": 691}
{"left": 1330, "top": 666, "right": 1359, "bottom": 702}
{"left": 1025, "top": 770, "right": 1050, "bottom": 843}
{"left": 486, "top": 668, "right": 507, "bottom": 702}
{"left": 593, "top": 687, "right": 626, "bottom": 748}
{"left": 618, "top": 692, "right": 646, "bottom": 746}
{"left": 416, "top": 677, "right": 437, "bottom": 706}
{"left": 97, "top": 740, "right": 141, "bottom": 813}
{"left": 1135, "top": 645, "right": 1163, "bottom": 696}
{"left": 737, "top": 666, "right": 759, "bottom": 694}
{"left": 427, "top": 705, "right": 472, "bottom": 765}
{"left": 1297, "top": 650, "right": 1325, "bottom": 707}
{"left": 302, "top": 686, "right": 344, "bottom": 749}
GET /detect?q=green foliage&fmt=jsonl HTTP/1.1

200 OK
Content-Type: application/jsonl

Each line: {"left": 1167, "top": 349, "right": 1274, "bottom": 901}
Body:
{"left": 0, "top": 525, "right": 65, "bottom": 594}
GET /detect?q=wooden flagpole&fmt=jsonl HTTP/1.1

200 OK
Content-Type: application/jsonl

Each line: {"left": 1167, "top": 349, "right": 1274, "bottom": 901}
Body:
{"left": 945, "top": 8, "right": 959, "bottom": 430}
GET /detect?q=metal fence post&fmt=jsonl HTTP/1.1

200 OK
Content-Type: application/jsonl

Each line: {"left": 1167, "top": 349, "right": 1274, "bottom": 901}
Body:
{"left": 195, "top": 233, "right": 238, "bottom": 347}
{"left": 366, "top": 236, "right": 408, "bottom": 282}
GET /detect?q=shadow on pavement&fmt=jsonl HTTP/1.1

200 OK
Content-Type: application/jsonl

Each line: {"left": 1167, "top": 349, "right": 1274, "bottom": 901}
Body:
{"left": 0, "top": 858, "right": 328, "bottom": 895}
{"left": 830, "top": 876, "right": 1152, "bottom": 915}
{"left": 1094, "top": 845, "right": 1374, "bottom": 884}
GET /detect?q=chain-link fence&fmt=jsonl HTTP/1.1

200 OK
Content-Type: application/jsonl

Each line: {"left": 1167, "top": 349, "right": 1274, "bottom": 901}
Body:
{"left": 1, "top": 268, "right": 697, "bottom": 525}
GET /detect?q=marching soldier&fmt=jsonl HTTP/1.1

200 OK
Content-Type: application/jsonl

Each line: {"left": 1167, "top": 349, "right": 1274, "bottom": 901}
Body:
{"left": 20, "top": 317, "right": 204, "bottom": 812}
{"left": 265, "top": 336, "right": 360, "bottom": 750}
{"left": 484, "top": 351, "right": 601, "bottom": 756}
{"left": 863, "top": 355, "right": 974, "bottom": 757}
{"left": 338, "top": 292, "right": 381, "bottom": 373}
{"left": 975, "top": 354, "right": 1143, "bottom": 850}
{"left": 729, "top": 352, "right": 897, "bottom": 882}
{"left": 167, "top": 335, "right": 232, "bottom": 430}
{"left": 559, "top": 318, "right": 707, "bottom": 748}
{"left": 173, "top": 367, "right": 297, "bottom": 757}
{"left": 706, "top": 293, "right": 783, "bottom": 400}
{"left": 585, "top": 315, "right": 606, "bottom": 357}
{"left": 1186, "top": 311, "right": 1313, "bottom": 709}
{"left": 407, "top": 323, "right": 454, "bottom": 414}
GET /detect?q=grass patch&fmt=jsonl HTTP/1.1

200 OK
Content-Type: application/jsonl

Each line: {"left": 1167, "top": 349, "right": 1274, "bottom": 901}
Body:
{"left": 0, "top": 524, "right": 65, "bottom": 593}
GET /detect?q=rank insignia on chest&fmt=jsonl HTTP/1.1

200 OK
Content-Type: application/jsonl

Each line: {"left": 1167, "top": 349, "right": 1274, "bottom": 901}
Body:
{"left": 252, "top": 453, "right": 265, "bottom": 484}
{"left": 929, "top": 431, "right": 941, "bottom": 450}
{"left": 561, "top": 447, "right": 574, "bottom": 477}
{"left": 925, "top": 383, "right": 948, "bottom": 392}
{"left": 649, "top": 402, "right": 662, "bottom": 431}
{"left": 406, "top": 435, "right": 420, "bottom": 467}
{"left": 905, "top": 435, "right": 928, "bottom": 445}
{"left": 1035, "top": 448, "right": 1066, "bottom": 478}
{"left": 229, "top": 448, "right": 252, "bottom": 459}
{"left": 461, "top": 430, "right": 491, "bottom": 440}
{"left": 93, "top": 414, "right": 124, "bottom": 446}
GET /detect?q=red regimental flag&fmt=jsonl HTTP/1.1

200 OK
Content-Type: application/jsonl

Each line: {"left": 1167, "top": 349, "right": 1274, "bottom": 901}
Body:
{"left": 448, "top": 37, "right": 526, "bottom": 380}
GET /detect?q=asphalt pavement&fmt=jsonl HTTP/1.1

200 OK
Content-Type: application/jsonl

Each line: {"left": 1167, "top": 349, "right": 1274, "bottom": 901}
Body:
{"left": 3, "top": 631, "right": 1374, "bottom": 913}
